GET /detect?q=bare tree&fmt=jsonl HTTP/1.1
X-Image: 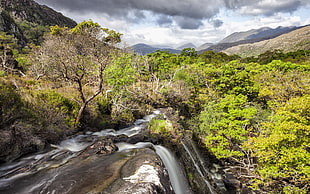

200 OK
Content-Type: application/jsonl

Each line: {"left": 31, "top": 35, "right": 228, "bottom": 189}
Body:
{"left": 31, "top": 21, "right": 122, "bottom": 124}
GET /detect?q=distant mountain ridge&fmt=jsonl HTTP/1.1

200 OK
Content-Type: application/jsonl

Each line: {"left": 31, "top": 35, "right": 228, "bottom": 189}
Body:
{"left": 223, "top": 25, "right": 310, "bottom": 57}
{"left": 200, "top": 25, "right": 303, "bottom": 53}
{"left": 219, "top": 26, "right": 297, "bottom": 43}
{"left": 177, "top": 43, "right": 196, "bottom": 50}
{"left": 131, "top": 25, "right": 305, "bottom": 55}
{"left": 129, "top": 43, "right": 181, "bottom": 55}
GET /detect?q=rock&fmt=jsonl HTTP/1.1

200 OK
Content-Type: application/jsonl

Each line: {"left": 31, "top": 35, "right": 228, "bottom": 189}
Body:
{"left": 102, "top": 148, "right": 174, "bottom": 194}
{"left": 80, "top": 139, "right": 118, "bottom": 157}
{"left": 1, "top": 146, "right": 174, "bottom": 194}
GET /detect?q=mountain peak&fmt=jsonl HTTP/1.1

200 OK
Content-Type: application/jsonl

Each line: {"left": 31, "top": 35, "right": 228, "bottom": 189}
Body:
{"left": 219, "top": 26, "right": 297, "bottom": 44}
{"left": 177, "top": 43, "right": 196, "bottom": 50}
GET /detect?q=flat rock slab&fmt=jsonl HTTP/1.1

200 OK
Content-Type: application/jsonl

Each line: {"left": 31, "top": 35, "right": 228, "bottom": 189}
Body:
{"left": 0, "top": 145, "right": 173, "bottom": 194}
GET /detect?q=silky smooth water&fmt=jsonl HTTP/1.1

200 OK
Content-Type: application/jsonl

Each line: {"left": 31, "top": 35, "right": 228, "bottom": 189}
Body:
{"left": 0, "top": 111, "right": 210, "bottom": 194}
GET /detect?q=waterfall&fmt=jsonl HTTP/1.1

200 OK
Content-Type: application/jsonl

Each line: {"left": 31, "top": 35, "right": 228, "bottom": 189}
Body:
{"left": 154, "top": 145, "right": 192, "bottom": 194}
{"left": 181, "top": 141, "right": 216, "bottom": 194}
{"left": 0, "top": 110, "right": 195, "bottom": 193}
{"left": 116, "top": 142, "right": 192, "bottom": 194}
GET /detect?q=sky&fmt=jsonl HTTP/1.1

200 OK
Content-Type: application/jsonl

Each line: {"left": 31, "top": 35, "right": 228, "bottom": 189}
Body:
{"left": 34, "top": 0, "right": 310, "bottom": 48}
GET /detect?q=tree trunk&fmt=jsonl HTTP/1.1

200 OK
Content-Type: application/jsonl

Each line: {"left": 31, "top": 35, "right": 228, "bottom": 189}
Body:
{"left": 75, "top": 102, "right": 87, "bottom": 125}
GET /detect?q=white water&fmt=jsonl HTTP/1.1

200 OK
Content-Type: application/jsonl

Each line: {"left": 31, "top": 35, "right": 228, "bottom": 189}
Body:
{"left": 0, "top": 110, "right": 197, "bottom": 193}
{"left": 181, "top": 141, "right": 215, "bottom": 194}
{"left": 154, "top": 145, "right": 192, "bottom": 194}
{"left": 116, "top": 142, "right": 192, "bottom": 194}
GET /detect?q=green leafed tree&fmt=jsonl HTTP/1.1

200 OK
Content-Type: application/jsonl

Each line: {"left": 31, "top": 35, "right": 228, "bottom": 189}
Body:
{"left": 31, "top": 21, "right": 122, "bottom": 124}
{"left": 199, "top": 94, "right": 257, "bottom": 159}
{"left": 245, "top": 95, "right": 310, "bottom": 193}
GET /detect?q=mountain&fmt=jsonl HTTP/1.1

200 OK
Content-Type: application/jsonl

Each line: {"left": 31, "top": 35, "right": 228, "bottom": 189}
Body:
{"left": 223, "top": 25, "right": 310, "bottom": 57}
{"left": 129, "top": 43, "right": 181, "bottom": 55}
{"left": 1, "top": 0, "right": 76, "bottom": 28}
{"left": 0, "top": 8, "right": 26, "bottom": 45}
{"left": 0, "top": 0, "right": 77, "bottom": 45}
{"left": 197, "top": 43, "right": 213, "bottom": 51}
{"left": 200, "top": 25, "right": 303, "bottom": 53}
{"left": 176, "top": 43, "right": 196, "bottom": 50}
{"left": 219, "top": 26, "right": 297, "bottom": 44}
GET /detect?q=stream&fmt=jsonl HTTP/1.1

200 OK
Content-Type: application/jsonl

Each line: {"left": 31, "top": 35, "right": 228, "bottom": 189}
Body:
{"left": 0, "top": 111, "right": 217, "bottom": 194}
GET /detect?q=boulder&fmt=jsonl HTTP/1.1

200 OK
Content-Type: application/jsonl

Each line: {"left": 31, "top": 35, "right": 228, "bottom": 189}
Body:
{"left": 102, "top": 148, "right": 174, "bottom": 194}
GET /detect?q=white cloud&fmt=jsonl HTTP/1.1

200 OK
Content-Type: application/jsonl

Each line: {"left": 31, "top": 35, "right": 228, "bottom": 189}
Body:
{"left": 35, "top": 0, "right": 310, "bottom": 47}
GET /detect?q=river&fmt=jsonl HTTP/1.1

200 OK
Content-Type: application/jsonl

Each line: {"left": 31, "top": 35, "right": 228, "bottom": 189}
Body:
{"left": 0, "top": 111, "right": 197, "bottom": 194}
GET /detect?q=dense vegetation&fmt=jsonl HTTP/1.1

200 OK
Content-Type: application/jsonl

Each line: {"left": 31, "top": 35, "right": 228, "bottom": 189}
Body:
{"left": 0, "top": 21, "right": 309, "bottom": 193}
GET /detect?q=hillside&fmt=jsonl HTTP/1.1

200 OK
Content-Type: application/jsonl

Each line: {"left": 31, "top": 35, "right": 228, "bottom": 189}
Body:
{"left": 197, "top": 42, "right": 213, "bottom": 51}
{"left": 177, "top": 43, "right": 196, "bottom": 50}
{"left": 223, "top": 25, "right": 310, "bottom": 57}
{"left": 199, "top": 25, "right": 301, "bottom": 53}
{"left": 1, "top": 0, "right": 76, "bottom": 28}
{"left": 219, "top": 26, "right": 297, "bottom": 44}
{"left": 129, "top": 43, "right": 181, "bottom": 55}
{"left": 0, "top": 0, "right": 76, "bottom": 45}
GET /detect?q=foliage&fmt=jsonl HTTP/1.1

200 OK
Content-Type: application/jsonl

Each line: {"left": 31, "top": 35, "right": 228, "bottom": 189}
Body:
{"left": 199, "top": 94, "right": 257, "bottom": 158}
{"left": 104, "top": 53, "right": 137, "bottom": 90}
{"left": 31, "top": 90, "right": 79, "bottom": 126}
{"left": 1, "top": 23, "right": 309, "bottom": 193}
{"left": 31, "top": 21, "right": 122, "bottom": 124}
{"left": 16, "top": 20, "right": 49, "bottom": 45}
{"left": 0, "top": 80, "right": 24, "bottom": 126}
{"left": 256, "top": 63, "right": 310, "bottom": 104}
{"left": 244, "top": 49, "right": 310, "bottom": 64}
{"left": 149, "top": 118, "right": 174, "bottom": 136}
{"left": 245, "top": 95, "right": 310, "bottom": 193}
{"left": 181, "top": 48, "right": 197, "bottom": 57}
{"left": 214, "top": 60, "right": 260, "bottom": 100}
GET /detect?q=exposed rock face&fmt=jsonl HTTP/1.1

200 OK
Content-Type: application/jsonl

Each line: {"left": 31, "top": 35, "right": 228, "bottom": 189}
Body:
{"left": 0, "top": 138, "right": 174, "bottom": 194}
{"left": 0, "top": 9, "right": 26, "bottom": 45}
{"left": 0, "top": 0, "right": 76, "bottom": 28}
{"left": 103, "top": 148, "right": 174, "bottom": 194}
{"left": 81, "top": 139, "right": 118, "bottom": 157}
{"left": 0, "top": 0, "right": 77, "bottom": 45}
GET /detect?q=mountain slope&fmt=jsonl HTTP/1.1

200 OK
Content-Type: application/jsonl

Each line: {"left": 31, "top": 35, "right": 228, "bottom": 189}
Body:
{"left": 1, "top": 0, "right": 76, "bottom": 28}
{"left": 197, "top": 43, "right": 213, "bottom": 51}
{"left": 0, "top": 8, "right": 26, "bottom": 45}
{"left": 219, "top": 26, "right": 297, "bottom": 44}
{"left": 129, "top": 43, "right": 181, "bottom": 55}
{"left": 0, "top": 0, "right": 76, "bottom": 45}
{"left": 177, "top": 43, "right": 196, "bottom": 50}
{"left": 223, "top": 25, "right": 310, "bottom": 57}
{"left": 199, "top": 26, "right": 301, "bottom": 53}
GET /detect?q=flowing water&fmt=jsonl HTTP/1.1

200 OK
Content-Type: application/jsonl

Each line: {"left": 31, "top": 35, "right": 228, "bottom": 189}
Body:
{"left": 0, "top": 111, "right": 197, "bottom": 194}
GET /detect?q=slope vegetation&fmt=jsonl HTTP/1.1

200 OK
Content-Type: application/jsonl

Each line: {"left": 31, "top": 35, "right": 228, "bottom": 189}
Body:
{"left": 223, "top": 25, "right": 310, "bottom": 57}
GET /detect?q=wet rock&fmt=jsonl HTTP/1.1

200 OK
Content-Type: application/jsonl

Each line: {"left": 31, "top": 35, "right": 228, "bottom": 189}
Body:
{"left": 103, "top": 148, "right": 174, "bottom": 194}
{"left": 80, "top": 139, "right": 118, "bottom": 157}
{"left": 223, "top": 172, "right": 240, "bottom": 193}
{"left": 0, "top": 147, "right": 173, "bottom": 194}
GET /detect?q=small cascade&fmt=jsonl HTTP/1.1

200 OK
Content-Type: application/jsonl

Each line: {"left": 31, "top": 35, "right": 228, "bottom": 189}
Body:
{"left": 181, "top": 139, "right": 227, "bottom": 194}
{"left": 115, "top": 142, "right": 192, "bottom": 194}
{"left": 0, "top": 110, "right": 195, "bottom": 194}
{"left": 181, "top": 141, "right": 215, "bottom": 194}
{"left": 154, "top": 145, "right": 192, "bottom": 194}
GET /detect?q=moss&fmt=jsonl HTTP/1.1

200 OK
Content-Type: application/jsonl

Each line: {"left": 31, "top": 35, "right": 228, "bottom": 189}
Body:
{"left": 148, "top": 119, "right": 173, "bottom": 137}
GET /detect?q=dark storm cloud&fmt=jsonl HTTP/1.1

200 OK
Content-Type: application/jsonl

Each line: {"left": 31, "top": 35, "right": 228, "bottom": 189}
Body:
{"left": 224, "top": 0, "right": 309, "bottom": 15}
{"left": 35, "top": 0, "right": 310, "bottom": 29}
{"left": 157, "top": 15, "right": 173, "bottom": 26}
{"left": 175, "top": 16, "right": 204, "bottom": 29}
{"left": 211, "top": 19, "right": 224, "bottom": 28}
{"left": 35, "top": 0, "right": 220, "bottom": 29}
